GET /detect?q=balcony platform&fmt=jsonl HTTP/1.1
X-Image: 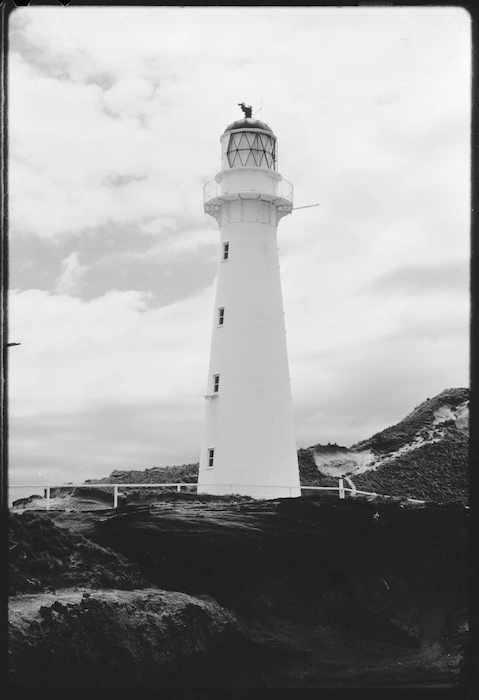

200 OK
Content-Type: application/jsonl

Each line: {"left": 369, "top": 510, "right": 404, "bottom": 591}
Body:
{"left": 203, "top": 179, "right": 293, "bottom": 218}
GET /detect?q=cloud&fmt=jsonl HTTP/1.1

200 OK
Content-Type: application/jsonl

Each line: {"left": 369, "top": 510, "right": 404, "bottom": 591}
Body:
{"left": 290, "top": 320, "right": 469, "bottom": 449}
{"left": 15, "top": 259, "right": 35, "bottom": 272}
{"left": 9, "top": 400, "right": 204, "bottom": 485}
{"left": 54, "top": 252, "right": 88, "bottom": 294}
{"left": 8, "top": 51, "right": 188, "bottom": 238}
{"left": 8, "top": 285, "right": 215, "bottom": 481}
{"left": 367, "top": 263, "right": 469, "bottom": 297}
{"left": 9, "top": 285, "right": 214, "bottom": 400}
{"left": 102, "top": 77, "right": 155, "bottom": 118}
{"left": 9, "top": 221, "right": 219, "bottom": 308}
{"left": 281, "top": 232, "right": 469, "bottom": 448}
{"left": 9, "top": 6, "right": 470, "bottom": 244}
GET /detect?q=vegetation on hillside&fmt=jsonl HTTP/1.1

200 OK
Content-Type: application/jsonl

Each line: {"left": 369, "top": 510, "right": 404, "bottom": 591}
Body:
{"left": 92, "top": 453, "right": 337, "bottom": 489}
{"left": 87, "top": 463, "right": 199, "bottom": 485}
{"left": 9, "top": 512, "right": 146, "bottom": 595}
{"left": 352, "top": 388, "right": 468, "bottom": 455}
{"left": 297, "top": 448, "right": 337, "bottom": 486}
{"left": 354, "top": 423, "right": 468, "bottom": 503}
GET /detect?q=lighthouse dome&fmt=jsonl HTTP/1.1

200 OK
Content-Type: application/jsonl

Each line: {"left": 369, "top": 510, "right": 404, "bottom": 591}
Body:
{"left": 223, "top": 118, "right": 274, "bottom": 135}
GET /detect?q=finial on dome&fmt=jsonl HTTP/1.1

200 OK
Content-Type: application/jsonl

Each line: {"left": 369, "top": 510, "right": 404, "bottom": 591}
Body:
{"left": 238, "top": 102, "right": 253, "bottom": 118}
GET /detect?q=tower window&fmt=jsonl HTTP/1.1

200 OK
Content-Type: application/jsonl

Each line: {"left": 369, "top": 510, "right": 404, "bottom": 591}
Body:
{"left": 208, "top": 448, "right": 215, "bottom": 468}
{"left": 213, "top": 374, "right": 220, "bottom": 393}
{"left": 218, "top": 307, "right": 225, "bottom": 325}
{"left": 223, "top": 242, "right": 229, "bottom": 261}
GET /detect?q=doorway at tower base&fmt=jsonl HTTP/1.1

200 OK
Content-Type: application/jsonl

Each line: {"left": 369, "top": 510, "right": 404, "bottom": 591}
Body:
{"left": 196, "top": 483, "right": 301, "bottom": 500}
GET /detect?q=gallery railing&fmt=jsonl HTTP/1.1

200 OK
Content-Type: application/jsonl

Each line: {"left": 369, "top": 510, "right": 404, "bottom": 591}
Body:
{"left": 203, "top": 177, "right": 293, "bottom": 206}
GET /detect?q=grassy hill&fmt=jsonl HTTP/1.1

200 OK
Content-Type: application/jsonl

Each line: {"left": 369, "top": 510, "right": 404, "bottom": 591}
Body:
{"left": 353, "top": 424, "right": 468, "bottom": 502}
{"left": 88, "top": 456, "right": 334, "bottom": 490}
{"left": 351, "top": 388, "right": 469, "bottom": 503}
{"left": 352, "top": 388, "right": 469, "bottom": 455}
{"left": 86, "top": 463, "right": 199, "bottom": 485}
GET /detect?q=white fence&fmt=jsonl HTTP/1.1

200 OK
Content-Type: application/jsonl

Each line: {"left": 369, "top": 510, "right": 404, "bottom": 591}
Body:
{"left": 8, "top": 479, "right": 426, "bottom": 511}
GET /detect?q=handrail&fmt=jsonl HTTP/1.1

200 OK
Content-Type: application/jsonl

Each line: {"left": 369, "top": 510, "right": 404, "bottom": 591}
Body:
{"left": 8, "top": 482, "right": 425, "bottom": 496}
{"left": 9, "top": 481, "right": 430, "bottom": 510}
{"left": 300, "top": 486, "right": 341, "bottom": 490}
{"left": 203, "top": 178, "right": 293, "bottom": 206}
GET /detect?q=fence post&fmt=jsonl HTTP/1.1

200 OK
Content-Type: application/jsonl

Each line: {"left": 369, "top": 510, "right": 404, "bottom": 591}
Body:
{"left": 177, "top": 484, "right": 181, "bottom": 493}
{"left": 46, "top": 486, "right": 51, "bottom": 511}
{"left": 339, "top": 478, "right": 345, "bottom": 500}
{"left": 113, "top": 484, "right": 118, "bottom": 509}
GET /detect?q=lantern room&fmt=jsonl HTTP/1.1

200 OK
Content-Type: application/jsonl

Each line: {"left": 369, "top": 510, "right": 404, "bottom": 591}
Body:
{"left": 220, "top": 118, "right": 277, "bottom": 172}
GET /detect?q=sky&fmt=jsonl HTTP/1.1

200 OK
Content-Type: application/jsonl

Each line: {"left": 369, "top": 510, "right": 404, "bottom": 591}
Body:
{"left": 7, "top": 6, "right": 470, "bottom": 486}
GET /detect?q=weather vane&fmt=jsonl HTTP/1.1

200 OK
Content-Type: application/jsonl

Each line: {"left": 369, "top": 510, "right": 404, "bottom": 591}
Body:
{"left": 238, "top": 102, "right": 253, "bottom": 118}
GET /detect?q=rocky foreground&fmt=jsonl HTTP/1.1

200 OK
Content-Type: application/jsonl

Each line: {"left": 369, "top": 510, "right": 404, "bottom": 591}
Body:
{"left": 9, "top": 387, "right": 470, "bottom": 688}
{"left": 9, "top": 496, "right": 470, "bottom": 689}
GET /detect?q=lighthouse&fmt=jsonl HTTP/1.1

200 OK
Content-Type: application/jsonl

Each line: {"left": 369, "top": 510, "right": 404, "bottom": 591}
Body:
{"left": 198, "top": 104, "right": 301, "bottom": 499}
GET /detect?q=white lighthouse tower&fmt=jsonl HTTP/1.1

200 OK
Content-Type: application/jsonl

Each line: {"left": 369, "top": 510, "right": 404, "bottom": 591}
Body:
{"left": 198, "top": 104, "right": 301, "bottom": 499}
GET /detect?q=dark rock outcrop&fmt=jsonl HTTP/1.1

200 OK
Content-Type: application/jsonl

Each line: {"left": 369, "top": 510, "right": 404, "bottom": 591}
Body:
{"left": 38, "top": 497, "right": 468, "bottom": 687}
{"left": 9, "top": 589, "right": 243, "bottom": 688}
{"left": 8, "top": 387, "right": 470, "bottom": 687}
{"left": 9, "top": 511, "right": 146, "bottom": 595}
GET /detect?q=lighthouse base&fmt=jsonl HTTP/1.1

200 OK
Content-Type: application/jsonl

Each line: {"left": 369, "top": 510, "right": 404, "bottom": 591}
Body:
{"left": 196, "top": 483, "right": 301, "bottom": 500}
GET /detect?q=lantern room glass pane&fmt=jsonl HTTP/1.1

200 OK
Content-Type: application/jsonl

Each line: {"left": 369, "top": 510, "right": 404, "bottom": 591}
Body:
{"left": 227, "top": 131, "right": 276, "bottom": 170}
